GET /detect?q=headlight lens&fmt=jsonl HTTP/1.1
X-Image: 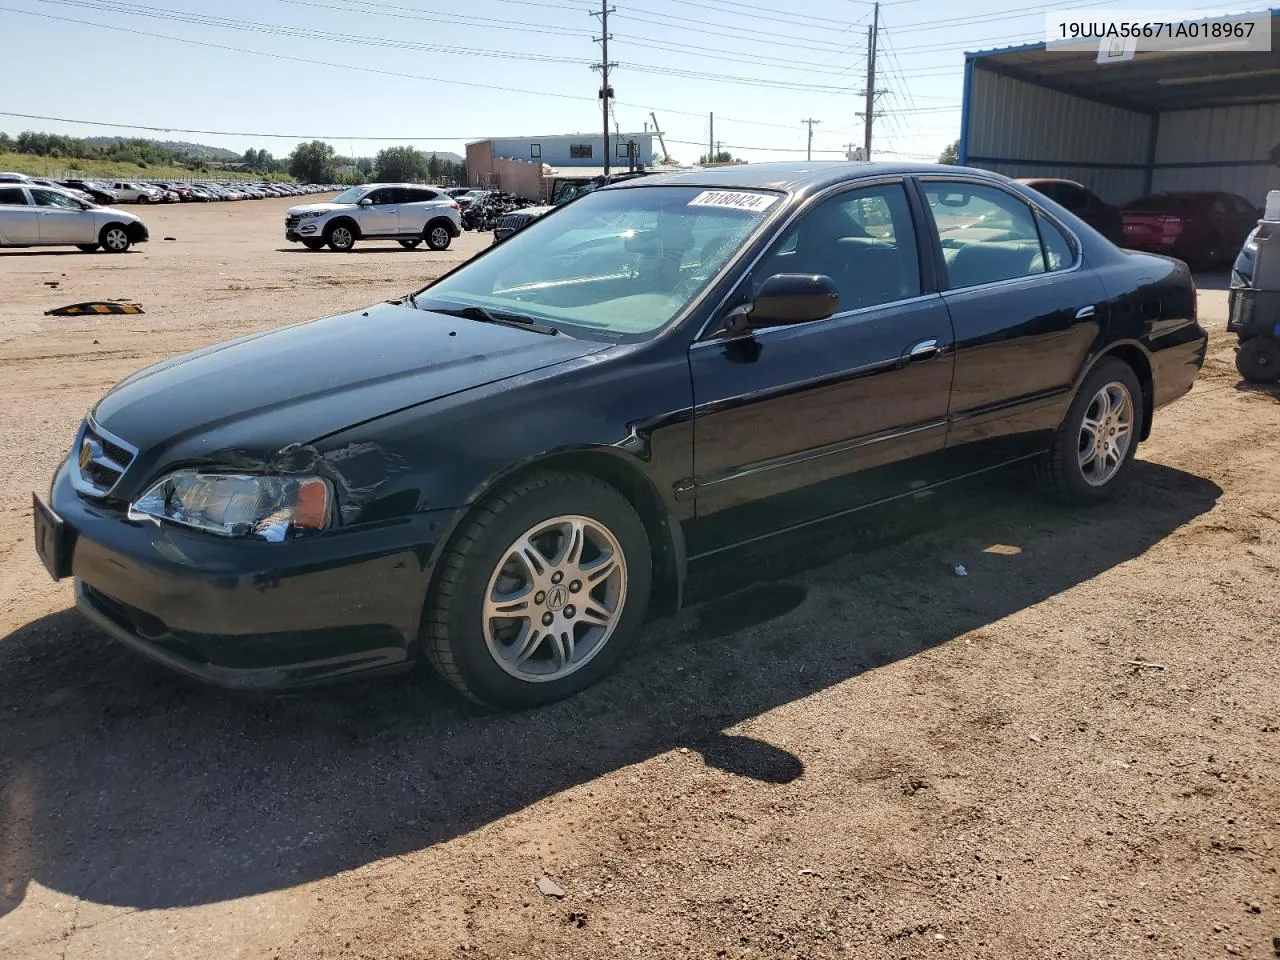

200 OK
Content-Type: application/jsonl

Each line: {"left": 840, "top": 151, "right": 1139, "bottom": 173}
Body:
{"left": 128, "top": 471, "right": 332, "bottom": 542}
{"left": 299, "top": 210, "right": 326, "bottom": 219}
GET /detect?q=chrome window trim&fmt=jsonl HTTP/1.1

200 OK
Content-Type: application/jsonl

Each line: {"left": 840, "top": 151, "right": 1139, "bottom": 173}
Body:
{"left": 690, "top": 175, "right": 919, "bottom": 344}
{"left": 915, "top": 174, "right": 1084, "bottom": 291}
{"left": 689, "top": 291, "right": 945, "bottom": 351}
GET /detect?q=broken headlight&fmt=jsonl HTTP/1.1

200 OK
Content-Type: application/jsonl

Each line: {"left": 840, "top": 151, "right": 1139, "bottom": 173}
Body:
{"left": 128, "top": 471, "right": 332, "bottom": 542}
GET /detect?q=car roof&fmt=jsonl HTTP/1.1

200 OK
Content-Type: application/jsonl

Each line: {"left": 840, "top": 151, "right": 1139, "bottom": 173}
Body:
{"left": 615, "top": 160, "right": 998, "bottom": 194}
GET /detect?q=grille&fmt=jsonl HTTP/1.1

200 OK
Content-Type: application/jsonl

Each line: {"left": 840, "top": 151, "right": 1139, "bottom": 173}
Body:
{"left": 285, "top": 214, "right": 301, "bottom": 229}
{"left": 1227, "top": 288, "right": 1253, "bottom": 332}
{"left": 71, "top": 420, "right": 138, "bottom": 498}
{"left": 494, "top": 213, "right": 533, "bottom": 239}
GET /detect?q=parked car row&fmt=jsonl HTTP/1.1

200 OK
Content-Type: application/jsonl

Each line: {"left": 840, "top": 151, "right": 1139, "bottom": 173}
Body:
{"left": 0, "top": 171, "right": 338, "bottom": 206}
{"left": 1018, "top": 178, "right": 1261, "bottom": 268}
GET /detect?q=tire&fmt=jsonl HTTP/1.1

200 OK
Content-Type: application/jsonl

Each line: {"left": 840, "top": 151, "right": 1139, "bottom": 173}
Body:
{"left": 1034, "top": 357, "right": 1144, "bottom": 505}
{"left": 399, "top": 238, "right": 422, "bottom": 249}
{"left": 325, "top": 221, "right": 356, "bottom": 252}
{"left": 423, "top": 471, "right": 653, "bottom": 710}
{"left": 76, "top": 243, "right": 99, "bottom": 253}
{"left": 301, "top": 238, "right": 326, "bottom": 251}
{"left": 1236, "top": 337, "right": 1280, "bottom": 384}
{"left": 425, "top": 222, "right": 452, "bottom": 251}
{"left": 99, "top": 224, "right": 131, "bottom": 254}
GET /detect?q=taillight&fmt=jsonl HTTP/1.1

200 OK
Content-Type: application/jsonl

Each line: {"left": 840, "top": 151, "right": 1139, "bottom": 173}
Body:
{"left": 449, "top": 200, "right": 460, "bottom": 210}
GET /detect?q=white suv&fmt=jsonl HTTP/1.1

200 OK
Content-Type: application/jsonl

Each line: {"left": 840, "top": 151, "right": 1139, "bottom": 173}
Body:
{"left": 110, "top": 181, "right": 163, "bottom": 204}
{"left": 285, "top": 183, "right": 462, "bottom": 252}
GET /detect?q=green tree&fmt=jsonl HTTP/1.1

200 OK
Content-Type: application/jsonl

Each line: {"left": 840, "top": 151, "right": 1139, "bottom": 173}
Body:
{"left": 0, "top": 132, "right": 11, "bottom": 151}
{"left": 356, "top": 156, "right": 374, "bottom": 177}
{"left": 426, "top": 151, "right": 444, "bottom": 183}
{"left": 698, "top": 150, "right": 735, "bottom": 164}
{"left": 374, "top": 145, "right": 428, "bottom": 182}
{"left": 938, "top": 139, "right": 960, "bottom": 165}
{"left": 289, "top": 140, "right": 338, "bottom": 183}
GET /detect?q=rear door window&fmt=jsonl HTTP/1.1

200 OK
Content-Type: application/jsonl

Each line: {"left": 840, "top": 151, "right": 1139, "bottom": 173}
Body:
{"left": 923, "top": 182, "right": 1046, "bottom": 288}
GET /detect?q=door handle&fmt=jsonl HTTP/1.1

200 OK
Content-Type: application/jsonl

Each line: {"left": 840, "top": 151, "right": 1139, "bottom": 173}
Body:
{"left": 1076, "top": 305, "right": 1096, "bottom": 319}
{"left": 907, "top": 338, "right": 940, "bottom": 362}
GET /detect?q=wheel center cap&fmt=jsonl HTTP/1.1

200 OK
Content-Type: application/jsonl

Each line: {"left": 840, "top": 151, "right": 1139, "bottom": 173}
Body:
{"left": 546, "top": 585, "right": 569, "bottom": 610}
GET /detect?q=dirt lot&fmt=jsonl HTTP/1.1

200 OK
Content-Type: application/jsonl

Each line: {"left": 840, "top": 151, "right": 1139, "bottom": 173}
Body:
{"left": 0, "top": 196, "right": 1276, "bottom": 960}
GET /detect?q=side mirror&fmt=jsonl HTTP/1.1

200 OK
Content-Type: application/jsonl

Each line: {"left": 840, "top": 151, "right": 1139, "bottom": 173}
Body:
{"left": 359, "top": 197, "right": 374, "bottom": 206}
{"left": 736, "top": 273, "right": 840, "bottom": 329}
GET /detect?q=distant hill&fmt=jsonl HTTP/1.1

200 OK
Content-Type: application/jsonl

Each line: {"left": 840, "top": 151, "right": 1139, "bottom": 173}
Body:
{"left": 85, "top": 137, "right": 240, "bottom": 161}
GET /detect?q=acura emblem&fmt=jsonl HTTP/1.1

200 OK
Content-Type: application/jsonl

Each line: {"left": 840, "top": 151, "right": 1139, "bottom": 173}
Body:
{"left": 546, "top": 585, "right": 569, "bottom": 609}
{"left": 78, "top": 438, "right": 101, "bottom": 471}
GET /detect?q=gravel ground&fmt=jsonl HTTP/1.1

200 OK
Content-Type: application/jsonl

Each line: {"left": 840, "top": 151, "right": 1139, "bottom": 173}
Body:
{"left": 0, "top": 197, "right": 1276, "bottom": 960}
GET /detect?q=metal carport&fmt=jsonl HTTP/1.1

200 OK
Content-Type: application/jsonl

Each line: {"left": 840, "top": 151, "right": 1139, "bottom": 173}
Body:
{"left": 959, "top": 11, "right": 1280, "bottom": 205}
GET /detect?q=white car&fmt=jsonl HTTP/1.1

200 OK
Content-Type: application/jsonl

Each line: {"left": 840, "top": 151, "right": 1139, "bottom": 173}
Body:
{"left": 110, "top": 181, "right": 163, "bottom": 204}
{"left": 285, "top": 183, "right": 462, "bottom": 252}
{"left": 0, "top": 184, "right": 149, "bottom": 252}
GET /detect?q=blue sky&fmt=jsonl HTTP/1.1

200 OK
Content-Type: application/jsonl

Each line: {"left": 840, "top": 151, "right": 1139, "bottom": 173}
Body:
{"left": 0, "top": 0, "right": 1254, "bottom": 165}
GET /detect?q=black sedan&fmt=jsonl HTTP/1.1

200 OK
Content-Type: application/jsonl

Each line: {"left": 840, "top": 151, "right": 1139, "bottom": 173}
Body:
{"left": 34, "top": 162, "right": 1207, "bottom": 709}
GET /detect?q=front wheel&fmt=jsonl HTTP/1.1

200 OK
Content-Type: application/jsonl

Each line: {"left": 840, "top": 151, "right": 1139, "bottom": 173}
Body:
{"left": 425, "top": 223, "right": 452, "bottom": 251}
{"left": 99, "top": 225, "right": 131, "bottom": 253}
{"left": 423, "top": 472, "right": 652, "bottom": 709}
{"left": 399, "top": 238, "right": 422, "bottom": 249}
{"left": 1035, "top": 357, "right": 1143, "bottom": 504}
{"left": 1236, "top": 337, "right": 1280, "bottom": 384}
{"left": 325, "top": 222, "right": 356, "bottom": 252}
{"left": 76, "top": 243, "right": 99, "bottom": 253}
{"left": 301, "top": 238, "right": 326, "bottom": 251}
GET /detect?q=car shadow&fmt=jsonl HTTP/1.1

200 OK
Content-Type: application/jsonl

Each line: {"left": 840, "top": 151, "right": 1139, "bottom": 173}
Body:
{"left": 0, "top": 250, "right": 107, "bottom": 258}
{"left": 0, "top": 461, "right": 1220, "bottom": 915}
{"left": 274, "top": 247, "right": 445, "bottom": 255}
{"left": 1234, "top": 377, "right": 1280, "bottom": 401}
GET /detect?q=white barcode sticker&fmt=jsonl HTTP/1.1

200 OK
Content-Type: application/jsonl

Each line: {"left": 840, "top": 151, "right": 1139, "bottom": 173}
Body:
{"left": 687, "top": 190, "right": 779, "bottom": 213}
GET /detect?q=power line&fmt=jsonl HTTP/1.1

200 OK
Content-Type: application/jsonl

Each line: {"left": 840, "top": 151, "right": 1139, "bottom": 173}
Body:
{"left": 15, "top": 0, "right": 868, "bottom": 92}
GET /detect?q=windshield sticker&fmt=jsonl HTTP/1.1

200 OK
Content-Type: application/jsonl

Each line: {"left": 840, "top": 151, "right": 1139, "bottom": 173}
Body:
{"left": 687, "top": 190, "right": 779, "bottom": 213}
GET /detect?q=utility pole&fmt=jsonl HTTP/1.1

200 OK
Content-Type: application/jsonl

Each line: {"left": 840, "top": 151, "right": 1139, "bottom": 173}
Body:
{"left": 590, "top": 0, "right": 616, "bottom": 176}
{"left": 862, "top": 1, "right": 880, "bottom": 162}
{"left": 649, "top": 110, "right": 671, "bottom": 163}
{"left": 801, "top": 117, "right": 822, "bottom": 161}
{"left": 708, "top": 112, "right": 714, "bottom": 163}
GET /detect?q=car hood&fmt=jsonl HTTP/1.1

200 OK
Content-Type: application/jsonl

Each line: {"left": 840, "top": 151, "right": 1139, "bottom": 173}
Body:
{"left": 91, "top": 301, "right": 610, "bottom": 461}
{"left": 288, "top": 202, "right": 347, "bottom": 215}
{"left": 93, "top": 205, "right": 140, "bottom": 222}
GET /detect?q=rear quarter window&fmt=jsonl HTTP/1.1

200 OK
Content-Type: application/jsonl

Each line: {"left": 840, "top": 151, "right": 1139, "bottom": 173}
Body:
{"left": 0, "top": 187, "right": 28, "bottom": 205}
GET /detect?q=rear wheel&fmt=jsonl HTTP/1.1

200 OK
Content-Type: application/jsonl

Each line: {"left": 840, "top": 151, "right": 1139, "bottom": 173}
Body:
{"left": 423, "top": 471, "right": 652, "bottom": 709}
{"left": 301, "top": 238, "right": 326, "bottom": 251}
{"left": 325, "top": 222, "right": 356, "bottom": 252}
{"left": 426, "top": 222, "right": 452, "bottom": 251}
{"left": 76, "top": 243, "right": 99, "bottom": 253}
{"left": 399, "top": 238, "right": 422, "bottom": 249}
{"left": 1236, "top": 337, "right": 1280, "bottom": 384}
{"left": 1035, "top": 357, "right": 1143, "bottom": 504}
{"left": 99, "top": 224, "right": 131, "bottom": 254}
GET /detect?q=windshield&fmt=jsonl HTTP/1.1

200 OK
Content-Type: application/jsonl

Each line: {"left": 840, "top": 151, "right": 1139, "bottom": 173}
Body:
{"left": 418, "top": 185, "right": 782, "bottom": 340}
{"left": 332, "top": 186, "right": 368, "bottom": 204}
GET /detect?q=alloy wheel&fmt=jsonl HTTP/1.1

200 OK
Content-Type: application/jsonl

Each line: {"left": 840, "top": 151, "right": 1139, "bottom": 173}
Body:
{"left": 1078, "top": 381, "right": 1134, "bottom": 486}
{"left": 104, "top": 228, "right": 129, "bottom": 251}
{"left": 482, "top": 515, "right": 627, "bottom": 682}
{"left": 330, "top": 226, "right": 353, "bottom": 249}
{"left": 430, "top": 227, "right": 449, "bottom": 248}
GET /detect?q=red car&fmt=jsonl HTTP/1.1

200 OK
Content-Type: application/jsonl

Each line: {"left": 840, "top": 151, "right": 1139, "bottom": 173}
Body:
{"left": 1018, "top": 178, "right": 1125, "bottom": 246}
{"left": 1122, "top": 191, "right": 1260, "bottom": 268}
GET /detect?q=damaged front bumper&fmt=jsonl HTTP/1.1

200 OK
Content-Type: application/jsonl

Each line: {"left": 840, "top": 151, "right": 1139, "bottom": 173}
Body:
{"left": 47, "top": 461, "right": 464, "bottom": 690}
